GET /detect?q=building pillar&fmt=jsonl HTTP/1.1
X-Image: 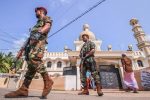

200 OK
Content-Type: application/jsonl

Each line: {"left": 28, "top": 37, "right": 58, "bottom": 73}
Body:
{"left": 76, "top": 59, "right": 81, "bottom": 90}
{"left": 118, "top": 60, "right": 126, "bottom": 89}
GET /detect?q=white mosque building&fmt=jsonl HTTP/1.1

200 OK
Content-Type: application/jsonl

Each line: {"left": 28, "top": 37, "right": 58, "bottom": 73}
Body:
{"left": 43, "top": 18, "right": 150, "bottom": 75}
{"left": 40, "top": 18, "right": 150, "bottom": 89}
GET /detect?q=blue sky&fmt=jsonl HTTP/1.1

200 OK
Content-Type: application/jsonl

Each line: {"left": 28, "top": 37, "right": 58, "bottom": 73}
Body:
{"left": 0, "top": 0, "right": 150, "bottom": 54}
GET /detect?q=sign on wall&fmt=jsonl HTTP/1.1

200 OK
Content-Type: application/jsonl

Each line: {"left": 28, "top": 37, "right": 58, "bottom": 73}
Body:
{"left": 141, "top": 70, "right": 150, "bottom": 90}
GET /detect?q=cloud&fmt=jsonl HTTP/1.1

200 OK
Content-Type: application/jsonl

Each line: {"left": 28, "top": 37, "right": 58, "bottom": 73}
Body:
{"left": 48, "top": 0, "right": 72, "bottom": 8}
{"left": 59, "top": 0, "right": 71, "bottom": 4}
{"left": 78, "top": 4, "right": 87, "bottom": 12}
{"left": 49, "top": 1, "right": 60, "bottom": 8}
{"left": 60, "top": 19, "right": 68, "bottom": 26}
{"left": 13, "top": 33, "right": 29, "bottom": 47}
{"left": 13, "top": 38, "right": 26, "bottom": 48}
{"left": 11, "top": 33, "right": 29, "bottom": 55}
{"left": 145, "top": 35, "right": 150, "bottom": 41}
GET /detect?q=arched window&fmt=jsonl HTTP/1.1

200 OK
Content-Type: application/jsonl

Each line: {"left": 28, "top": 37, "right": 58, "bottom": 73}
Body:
{"left": 57, "top": 61, "right": 62, "bottom": 68}
{"left": 137, "top": 60, "right": 144, "bottom": 67}
{"left": 47, "top": 61, "right": 52, "bottom": 68}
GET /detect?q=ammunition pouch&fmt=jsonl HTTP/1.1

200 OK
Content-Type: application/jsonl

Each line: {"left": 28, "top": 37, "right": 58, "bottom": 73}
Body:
{"left": 30, "top": 32, "right": 46, "bottom": 41}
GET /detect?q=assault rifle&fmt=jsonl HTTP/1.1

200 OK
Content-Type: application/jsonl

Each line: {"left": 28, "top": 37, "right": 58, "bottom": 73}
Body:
{"left": 10, "top": 38, "right": 30, "bottom": 73}
{"left": 10, "top": 32, "right": 44, "bottom": 73}
{"left": 79, "top": 51, "right": 86, "bottom": 73}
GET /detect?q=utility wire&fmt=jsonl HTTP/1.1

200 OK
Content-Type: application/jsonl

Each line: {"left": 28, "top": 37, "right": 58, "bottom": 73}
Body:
{"left": 0, "top": 28, "right": 19, "bottom": 40}
{"left": 0, "top": 38, "right": 14, "bottom": 44}
{"left": 48, "top": 0, "right": 106, "bottom": 38}
{"left": 0, "top": 48, "right": 19, "bottom": 51}
{"left": 0, "top": 0, "right": 106, "bottom": 51}
{"left": 54, "top": 0, "right": 79, "bottom": 23}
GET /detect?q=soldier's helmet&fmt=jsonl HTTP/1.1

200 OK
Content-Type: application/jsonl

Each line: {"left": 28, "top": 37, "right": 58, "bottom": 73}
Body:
{"left": 82, "top": 33, "right": 89, "bottom": 39}
{"left": 35, "top": 7, "right": 47, "bottom": 15}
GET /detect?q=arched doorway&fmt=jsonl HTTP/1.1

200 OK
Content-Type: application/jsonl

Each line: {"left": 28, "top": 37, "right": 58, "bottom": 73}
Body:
{"left": 47, "top": 61, "right": 52, "bottom": 68}
{"left": 57, "top": 61, "right": 62, "bottom": 68}
{"left": 137, "top": 60, "right": 144, "bottom": 67}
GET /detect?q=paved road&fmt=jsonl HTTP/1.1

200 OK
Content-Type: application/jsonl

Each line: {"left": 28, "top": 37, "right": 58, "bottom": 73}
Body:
{"left": 1, "top": 88, "right": 150, "bottom": 100}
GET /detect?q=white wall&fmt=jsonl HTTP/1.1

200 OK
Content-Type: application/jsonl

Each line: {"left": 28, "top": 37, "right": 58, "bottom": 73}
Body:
{"left": 65, "top": 75, "right": 76, "bottom": 90}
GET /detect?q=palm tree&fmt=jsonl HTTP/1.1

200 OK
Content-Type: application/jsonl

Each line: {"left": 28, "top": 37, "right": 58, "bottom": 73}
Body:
{"left": 0, "top": 52, "right": 9, "bottom": 73}
{"left": 4, "top": 52, "right": 14, "bottom": 72}
{"left": 0, "top": 52, "right": 24, "bottom": 73}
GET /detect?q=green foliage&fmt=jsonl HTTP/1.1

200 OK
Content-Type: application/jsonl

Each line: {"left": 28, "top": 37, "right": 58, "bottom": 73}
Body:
{"left": 0, "top": 52, "right": 23, "bottom": 73}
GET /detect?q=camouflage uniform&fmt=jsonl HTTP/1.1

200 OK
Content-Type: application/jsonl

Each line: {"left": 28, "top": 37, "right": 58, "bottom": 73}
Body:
{"left": 5, "top": 7, "right": 54, "bottom": 98}
{"left": 79, "top": 41, "right": 101, "bottom": 88}
{"left": 24, "top": 16, "right": 52, "bottom": 80}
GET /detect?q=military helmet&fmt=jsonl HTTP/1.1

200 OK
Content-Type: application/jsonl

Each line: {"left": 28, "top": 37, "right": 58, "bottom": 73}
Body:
{"left": 35, "top": 7, "right": 47, "bottom": 15}
{"left": 82, "top": 33, "right": 89, "bottom": 39}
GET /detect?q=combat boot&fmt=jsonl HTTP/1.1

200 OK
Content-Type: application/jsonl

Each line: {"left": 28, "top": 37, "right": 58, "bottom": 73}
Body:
{"left": 96, "top": 83, "right": 103, "bottom": 96}
{"left": 78, "top": 86, "right": 89, "bottom": 95}
{"left": 5, "top": 79, "right": 31, "bottom": 98}
{"left": 41, "top": 73, "right": 54, "bottom": 99}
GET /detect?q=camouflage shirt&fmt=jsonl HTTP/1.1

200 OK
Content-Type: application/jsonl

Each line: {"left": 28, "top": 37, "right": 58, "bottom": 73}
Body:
{"left": 80, "top": 41, "right": 95, "bottom": 62}
{"left": 30, "top": 16, "right": 52, "bottom": 40}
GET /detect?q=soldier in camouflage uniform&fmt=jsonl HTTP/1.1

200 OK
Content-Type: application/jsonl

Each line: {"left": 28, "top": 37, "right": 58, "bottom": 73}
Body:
{"left": 78, "top": 33, "right": 103, "bottom": 96}
{"left": 5, "top": 7, "right": 53, "bottom": 99}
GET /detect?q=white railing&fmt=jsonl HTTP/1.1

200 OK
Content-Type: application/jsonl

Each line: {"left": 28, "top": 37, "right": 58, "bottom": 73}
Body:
{"left": 133, "top": 51, "right": 145, "bottom": 57}
{"left": 44, "top": 52, "right": 68, "bottom": 57}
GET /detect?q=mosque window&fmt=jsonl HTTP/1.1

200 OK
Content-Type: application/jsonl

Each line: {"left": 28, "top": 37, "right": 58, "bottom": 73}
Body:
{"left": 137, "top": 60, "right": 144, "bottom": 67}
{"left": 57, "top": 61, "right": 62, "bottom": 68}
{"left": 47, "top": 61, "right": 52, "bottom": 68}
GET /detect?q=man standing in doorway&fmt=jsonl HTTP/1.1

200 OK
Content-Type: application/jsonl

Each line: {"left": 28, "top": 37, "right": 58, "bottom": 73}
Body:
{"left": 78, "top": 33, "right": 103, "bottom": 96}
{"left": 5, "top": 7, "right": 53, "bottom": 98}
{"left": 121, "top": 54, "right": 139, "bottom": 93}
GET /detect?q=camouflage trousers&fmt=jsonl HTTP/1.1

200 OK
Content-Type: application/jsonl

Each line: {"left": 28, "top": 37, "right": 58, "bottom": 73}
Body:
{"left": 24, "top": 39, "right": 47, "bottom": 80}
{"left": 80, "top": 59, "right": 101, "bottom": 87}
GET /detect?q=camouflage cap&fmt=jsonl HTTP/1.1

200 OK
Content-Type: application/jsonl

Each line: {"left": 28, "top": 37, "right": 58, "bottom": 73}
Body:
{"left": 35, "top": 7, "right": 47, "bottom": 15}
